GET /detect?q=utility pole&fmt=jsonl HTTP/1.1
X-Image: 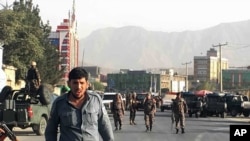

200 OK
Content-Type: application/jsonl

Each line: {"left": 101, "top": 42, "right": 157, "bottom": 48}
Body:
{"left": 182, "top": 61, "right": 192, "bottom": 92}
{"left": 213, "top": 42, "right": 227, "bottom": 92}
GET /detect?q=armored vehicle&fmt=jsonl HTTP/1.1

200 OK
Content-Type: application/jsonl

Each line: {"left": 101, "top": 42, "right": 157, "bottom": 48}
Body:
{"left": 181, "top": 92, "right": 203, "bottom": 118}
{"left": 202, "top": 92, "right": 227, "bottom": 118}
{"left": 224, "top": 93, "right": 250, "bottom": 117}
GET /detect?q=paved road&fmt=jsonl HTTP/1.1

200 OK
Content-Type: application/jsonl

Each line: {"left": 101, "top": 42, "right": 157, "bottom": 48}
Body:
{"left": 5, "top": 109, "right": 250, "bottom": 141}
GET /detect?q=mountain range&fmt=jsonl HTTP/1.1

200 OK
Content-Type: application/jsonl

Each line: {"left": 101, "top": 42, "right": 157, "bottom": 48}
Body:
{"left": 79, "top": 19, "right": 250, "bottom": 74}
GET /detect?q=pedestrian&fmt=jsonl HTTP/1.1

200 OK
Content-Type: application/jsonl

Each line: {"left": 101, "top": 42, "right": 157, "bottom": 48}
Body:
{"left": 172, "top": 92, "right": 188, "bottom": 134}
{"left": 45, "top": 67, "right": 114, "bottom": 141}
{"left": 143, "top": 92, "right": 156, "bottom": 132}
{"left": 111, "top": 93, "right": 125, "bottom": 130}
{"left": 129, "top": 92, "right": 138, "bottom": 125}
{"left": 26, "top": 61, "right": 41, "bottom": 98}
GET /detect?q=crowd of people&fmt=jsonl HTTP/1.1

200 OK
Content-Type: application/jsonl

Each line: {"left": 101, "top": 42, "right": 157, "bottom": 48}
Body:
{"left": 110, "top": 91, "right": 188, "bottom": 134}
{"left": 111, "top": 91, "right": 157, "bottom": 132}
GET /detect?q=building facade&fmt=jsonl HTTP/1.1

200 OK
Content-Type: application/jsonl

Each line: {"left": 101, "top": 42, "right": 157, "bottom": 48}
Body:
{"left": 48, "top": 1, "right": 79, "bottom": 81}
{"left": 194, "top": 48, "right": 228, "bottom": 83}
{"left": 223, "top": 69, "right": 250, "bottom": 90}
{"left": 107, "top": 69, "right": 186, "bottom": 94}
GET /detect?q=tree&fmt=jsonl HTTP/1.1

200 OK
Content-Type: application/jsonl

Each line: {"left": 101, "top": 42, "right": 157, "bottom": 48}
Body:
{"left": 196, "top": 81, "right": 217, "bottom": 91}
{"left": 92, "top": 81, "right": 105, "bottom": 91}
{"left": 0, "top": 0, "right": 63, "bottom": 85}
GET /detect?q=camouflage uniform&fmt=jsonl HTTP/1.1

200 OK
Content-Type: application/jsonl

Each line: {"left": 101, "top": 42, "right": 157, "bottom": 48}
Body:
{"left": 143, "top": 93, "right": 156, "bottom": 132}
{"left": 112, "top": 93, "right": 125, "bottom": 130}
{"left": 129, "top": 92, "right": 137, "bottom": 125}
{"left": 172, "top": 93, "right": 188, "bottom": 134}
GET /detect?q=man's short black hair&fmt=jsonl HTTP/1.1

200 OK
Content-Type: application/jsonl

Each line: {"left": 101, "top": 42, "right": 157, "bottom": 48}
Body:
{"left": 68, "top": 67, "right": 89, "bottom": 81}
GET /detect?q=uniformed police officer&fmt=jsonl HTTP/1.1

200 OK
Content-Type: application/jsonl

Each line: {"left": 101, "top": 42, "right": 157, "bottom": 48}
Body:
{"left": 172, "top": 92, "right": 188, "bottom": 134}
{"left": 143, "top": 92, "right": 156, "bottom": 132}
{"left": 112, "top": 93, "right": 125, "bottom": 130}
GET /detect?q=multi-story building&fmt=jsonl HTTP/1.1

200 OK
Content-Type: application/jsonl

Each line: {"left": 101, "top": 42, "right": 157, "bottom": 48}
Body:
{"left": 107, "top": 69, "right": 186, "bottom": 94}
{"left": 48, "top": 1, "right": 79, "bottom": 81}
{"left": 194, "top": 48, "right": 228, "bottom": 84}
{"left": 223, "top": 68, "right": 250, "bottom": 90}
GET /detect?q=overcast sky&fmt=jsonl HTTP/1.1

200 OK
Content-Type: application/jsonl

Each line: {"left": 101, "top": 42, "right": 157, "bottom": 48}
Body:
{"left": 2, "top": 0, "right": 250, "bottom": 38}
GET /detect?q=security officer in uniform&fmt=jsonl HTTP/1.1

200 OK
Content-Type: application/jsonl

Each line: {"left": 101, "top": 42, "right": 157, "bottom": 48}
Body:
{"left": 26, "top": 61, "right": 41, "bottom": 99}
{"left": 172, "top": 92, "right": 188, "bottom": 134}
{"left": 143, "top": 92, "right": 156, "bottom": 132}
{"left": 129, "top": 92, "right": 138, "bottom": 125}
{"left": 112, "top": 93, "right": 125, "bottom": 130}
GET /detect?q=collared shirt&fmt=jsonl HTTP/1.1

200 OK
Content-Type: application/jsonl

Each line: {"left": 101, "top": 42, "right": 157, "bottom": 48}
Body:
{"left": 45, "top": 91, "right": 114, "bottom": 141}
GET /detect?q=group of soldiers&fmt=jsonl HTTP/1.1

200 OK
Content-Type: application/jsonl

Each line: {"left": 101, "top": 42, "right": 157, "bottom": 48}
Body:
{"left": 111, "top": 92, "right": 188, "bottom": 134}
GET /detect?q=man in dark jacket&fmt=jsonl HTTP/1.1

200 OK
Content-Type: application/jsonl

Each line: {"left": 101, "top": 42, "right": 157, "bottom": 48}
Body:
{"left": 26, "top": 61, "right": 41, "bottom": 97}
{"left": 143, "top": 92, "right": 156, "bottom": 132}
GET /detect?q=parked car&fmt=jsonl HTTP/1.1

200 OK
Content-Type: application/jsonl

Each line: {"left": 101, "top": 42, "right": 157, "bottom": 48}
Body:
{"left": 202, "top": 92, "right": 227, "bottom": 118}
{"left": 136, "top": 93, "right": 147, "bottom": 110}
{"left": 181, "top": 92, "right": 203, "bottom": 118}
{"left": 160, "top": 93, "right": 177, "bottom": 112}
{"left": 224, "top": 93, "right": 250, "bottom": 117}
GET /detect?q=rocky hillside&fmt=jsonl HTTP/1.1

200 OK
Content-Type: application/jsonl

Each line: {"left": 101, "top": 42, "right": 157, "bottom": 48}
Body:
{"left": 79, "top": 19, "right": 250, "bottom": 74}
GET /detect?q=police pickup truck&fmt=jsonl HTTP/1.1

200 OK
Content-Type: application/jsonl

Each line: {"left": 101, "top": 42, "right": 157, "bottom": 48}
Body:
{"left": 0, "top": 84, "right": 57, "bottom": 135}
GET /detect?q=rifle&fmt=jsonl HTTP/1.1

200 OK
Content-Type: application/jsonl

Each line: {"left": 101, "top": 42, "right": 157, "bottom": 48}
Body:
{"left": 0, "top": 122, "right": 17, "bottom": 141}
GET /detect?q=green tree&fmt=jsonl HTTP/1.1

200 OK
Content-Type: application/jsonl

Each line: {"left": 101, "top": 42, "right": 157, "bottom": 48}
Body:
{"left": 196, "top": 81, "right": 217, "bottom": 91}
{"left": 92, "top": 81, "right": 105, "bottom": 91}
{"left": 0, "top": 0, "right": 63, "bottom": 85}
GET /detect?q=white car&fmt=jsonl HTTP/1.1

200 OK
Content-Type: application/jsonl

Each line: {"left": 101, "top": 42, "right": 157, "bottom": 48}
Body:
{"left": 160, "top": 94, "right": 176, "bottom": 112}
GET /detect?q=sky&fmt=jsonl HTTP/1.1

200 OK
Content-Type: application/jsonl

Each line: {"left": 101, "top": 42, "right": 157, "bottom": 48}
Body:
{"left": 2, "top": 0, "right": 250, "bottom": 39}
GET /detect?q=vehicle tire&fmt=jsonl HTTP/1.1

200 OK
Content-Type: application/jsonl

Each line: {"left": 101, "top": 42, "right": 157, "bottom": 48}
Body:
{"left": 189, "top": 113, "right": 192, "bottom": 117}
{"left": 220, "top": 112, "right": 226, "bottom": 118}
{"left": 195, "top": 112, "right": 199, "bottom": 118}
{"left": 161, "top": 107, "right": 164, "bottom": 112}
{"left": 33, "top": 116, "right": 47, "bottom": 136}
{"left": 0, "top": 86, "right": 12, "bottom": 102}
{"left": 203, "top": 112, "right": 207, "bottom": 117}
{"left": 231, "top": 109, "right": 238, "bottom": 117}
{"left": 37, "top": 84, "right": 52, "bottom": 105}
{"left": 242, "top": 111, "right": 250, "bottom": 117}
